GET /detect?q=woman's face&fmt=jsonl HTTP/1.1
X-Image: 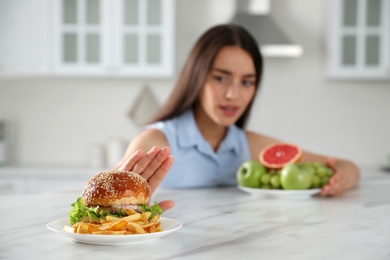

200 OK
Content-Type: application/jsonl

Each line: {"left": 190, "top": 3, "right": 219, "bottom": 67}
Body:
{"left": 197, "top": 46, "right": 256, "bottom": 127}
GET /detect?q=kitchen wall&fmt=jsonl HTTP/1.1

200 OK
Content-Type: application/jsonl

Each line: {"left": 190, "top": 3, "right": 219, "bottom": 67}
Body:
{"left": 0, "top": 0, "right": 389, "bottom": 169}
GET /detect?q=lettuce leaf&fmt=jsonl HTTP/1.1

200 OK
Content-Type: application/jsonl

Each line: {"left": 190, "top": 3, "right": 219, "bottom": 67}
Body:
{"left": 139, "top": 202, "right": 163, "bottom": 219}
{"left": 68, "top": 198, "right": 163, "bottom": 225}
{"left": 68, "top": 197, "right": 97, "bottom": 225}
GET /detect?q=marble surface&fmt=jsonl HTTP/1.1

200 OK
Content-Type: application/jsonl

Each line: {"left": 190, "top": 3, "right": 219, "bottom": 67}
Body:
{"left": 1, "top": 169, "right": 389, "bottom": 260}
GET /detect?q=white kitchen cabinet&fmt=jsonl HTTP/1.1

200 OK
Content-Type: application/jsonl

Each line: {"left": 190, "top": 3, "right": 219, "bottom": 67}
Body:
{"left": 0, "top": 0, "right": 175, "bottom": 77}
{"left": 50, "top": 0, "right": 175, "bottom": 77}
{"left": 0, "top": 0, "right": 49, "bottom": 75}
{"left": 328, "top": 0, "right": 390, "bottom": 80}
{"left": 0, "top": 167, "right": 95, "bottom": 195}
{"left": 0, "top": 177, "right": 84, "bottom": 195}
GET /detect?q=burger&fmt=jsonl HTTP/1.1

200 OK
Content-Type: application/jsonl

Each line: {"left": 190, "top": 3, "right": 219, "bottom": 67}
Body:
{"left": 68, "top": 169, "right": 162, "bottom": 225}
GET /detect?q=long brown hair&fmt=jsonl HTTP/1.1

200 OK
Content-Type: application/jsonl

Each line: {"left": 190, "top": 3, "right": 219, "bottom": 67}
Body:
{"left": 150, "top": 24, "right": 263, "bottom": 128}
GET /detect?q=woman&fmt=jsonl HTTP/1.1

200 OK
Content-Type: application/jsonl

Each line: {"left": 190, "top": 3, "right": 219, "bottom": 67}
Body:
{"left": 114, "top": 24, "right": 360, "bottom": 210}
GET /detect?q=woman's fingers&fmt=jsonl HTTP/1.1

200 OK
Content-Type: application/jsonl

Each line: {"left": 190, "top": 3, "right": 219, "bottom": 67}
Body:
{"left": 148, "top": 156, "right": 174, "bottom": 194}
{"left": 116, "top": 146, "right": 173, "bottom": 195}
{"left": 158, "top": 200, "right": 175, "bottom": 212}
{"left": 320, "top": 173, "right": 343, "bottom": 196}
{"left": 117, "top": 150, "right": 143, "bottom": 171}
{"left": 132, "top": 146, "right": 161, "bottom": 174}
{"left": 326, "top": 157, "right": 336, "bottom": 171}
{"left": 140, "top": 147, "right": 171, "bottom": 180}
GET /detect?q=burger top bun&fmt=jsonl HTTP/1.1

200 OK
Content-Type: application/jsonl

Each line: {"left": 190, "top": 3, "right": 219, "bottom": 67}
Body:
{"left": 82, "top": 170, "right": 150, "bottom": 206}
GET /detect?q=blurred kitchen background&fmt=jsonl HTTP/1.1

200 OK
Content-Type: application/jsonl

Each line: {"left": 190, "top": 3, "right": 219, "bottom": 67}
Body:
{"left": 0, "top": 0, "right": 389, "bottom": 193}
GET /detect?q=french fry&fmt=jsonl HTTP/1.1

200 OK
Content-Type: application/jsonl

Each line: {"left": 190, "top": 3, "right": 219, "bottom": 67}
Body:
{"left": 76, "top": 223, "right": 89, "bottom": 234}
{"left": 140, "top": 212, "right": 152, "bottom": 222}
{"left": 122, "top": 213, "right": 141, "bottom": 222}
{"left": 149, "top": 215, "right": 159, "bottom": 224}
{"left": 147, "top": 225, "right": 157, "bottom": 233}
{"left": 63, "top": 225, "right": 75, "bottom": 233}
{"left": 99, "top": 220, "right": 128, "bottom": 231}
{"left": 142, "top": 222, "right": 156, "bottom": 228}
{"left": 126, "top": 222, "right": 146, "bottom": 234}
{"left": 105, "top": 215, "right": 119, "bottom": 222}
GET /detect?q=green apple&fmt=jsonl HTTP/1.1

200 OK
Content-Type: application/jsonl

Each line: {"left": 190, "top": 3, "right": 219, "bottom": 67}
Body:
{"left": 280, "top": 163, "right": 313, "bottom": 190}
{"left": 236, "top": 160, "right": 266, "bottom": 188}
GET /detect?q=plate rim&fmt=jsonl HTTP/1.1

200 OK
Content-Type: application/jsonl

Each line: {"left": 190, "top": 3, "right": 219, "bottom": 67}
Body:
{"left": 238, "top": 185, "right": 321, "bottom": 197}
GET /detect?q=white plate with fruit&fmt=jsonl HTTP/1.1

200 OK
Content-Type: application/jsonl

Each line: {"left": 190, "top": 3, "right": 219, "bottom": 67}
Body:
{"left": 236, "top": 143, "right": 333, "bottom": 199}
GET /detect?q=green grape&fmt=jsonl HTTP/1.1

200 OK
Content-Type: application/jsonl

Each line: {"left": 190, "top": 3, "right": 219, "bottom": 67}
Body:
{"left": 311, "top": 175, "right": 321, "bottom": 188}
{"left": 325, "top": 167, "right": 334, "bottom": 176}
{"left": 321, "top": 176, "right": 330, "bottom": 187}
{"left": 302, "top": 163, "right": 316, "bottom": 175}
{"left": 316, "top": 165, "right": 331, "bottom": 178}
{"left": 312, "top": 162, "right": 323, "bottom": 168}
{"left": 261, "top": 173, "right": 271, "bottom": 185}
{"left": 270, "top": 175, "right": 281, "bottom": 189}
{"left": 268, "top": 169, "right": 277, "bottom": 174}
{"left": 260, "top": 184, "right": 271, "bottom": 189}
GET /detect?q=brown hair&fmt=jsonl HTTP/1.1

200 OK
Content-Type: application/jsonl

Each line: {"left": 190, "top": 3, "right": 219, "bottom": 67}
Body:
{"left": 150, "top": 24, "right": 263, "bottom": 128}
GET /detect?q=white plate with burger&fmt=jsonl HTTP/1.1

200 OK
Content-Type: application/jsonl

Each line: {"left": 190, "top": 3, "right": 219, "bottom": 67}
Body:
{"left": 47, "top": 217, "right": 182, "bottom": 245}
{"left": 238, "top": 185, "right": 321, "bottom": 199}
{"left": 47, "top": 169, "right": 182, "bottom": 245}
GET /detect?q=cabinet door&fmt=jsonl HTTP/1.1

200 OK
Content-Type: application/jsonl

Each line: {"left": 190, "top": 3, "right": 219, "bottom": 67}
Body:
{"left": 114, "top": 0, "right": 175, "bottom": 77}
{"left": 50, "top": 0, "right": 108, "bottom": 75}
{"left": 0, "top": 0, "right": 49, "bottom": 76}
{"left": 328, "top": 0, "right": 390, "bottom": 79}
{"left": 50, "top": 0, "right": 174, "bottom": 77}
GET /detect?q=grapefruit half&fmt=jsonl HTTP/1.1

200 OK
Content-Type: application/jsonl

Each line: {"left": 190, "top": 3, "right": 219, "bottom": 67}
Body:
{"left": 259, "top": 143, "right": 302, "bottom": 169}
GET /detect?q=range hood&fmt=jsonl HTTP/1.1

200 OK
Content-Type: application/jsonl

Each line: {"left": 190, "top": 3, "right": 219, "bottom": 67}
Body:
{"left": 231, "top": 0, "right": 303, "bottom": 57}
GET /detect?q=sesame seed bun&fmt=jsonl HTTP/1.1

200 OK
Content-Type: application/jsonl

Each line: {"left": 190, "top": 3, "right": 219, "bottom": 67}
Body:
{"left": 82, "top": 170, "right": 150, "bottom": 206}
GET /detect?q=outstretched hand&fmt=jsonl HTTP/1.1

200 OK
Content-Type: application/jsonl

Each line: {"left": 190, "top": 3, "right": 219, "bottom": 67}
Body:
{"left": 116, "top": 146, "right": 174, "bottom": 212}
{"left": 320, "top": 158, "right": 350, "bottom": 196}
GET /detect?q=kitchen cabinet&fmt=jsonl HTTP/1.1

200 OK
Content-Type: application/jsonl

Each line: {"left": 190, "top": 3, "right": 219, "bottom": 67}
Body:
{"left": 51, "top": 0, "right": 175, "bottom": 77}
{"left": 328, "top": 0, "right": 390, "bottom": 80}
{"left": 0, "top": 0, "right": 49, "bottom": 75}
{"left": 0, "top": 177, "right": 85, "bottom": 195}
{"left": 0, "top": 167, "right": 94, "bottom": 195}
{"left": 0, "top": 0, "right": 175, "bottom": 77}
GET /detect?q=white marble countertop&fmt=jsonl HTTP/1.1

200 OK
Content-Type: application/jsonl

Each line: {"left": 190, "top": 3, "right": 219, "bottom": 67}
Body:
{"left": 1, "top": 169, "right": 389, "bottom": 260}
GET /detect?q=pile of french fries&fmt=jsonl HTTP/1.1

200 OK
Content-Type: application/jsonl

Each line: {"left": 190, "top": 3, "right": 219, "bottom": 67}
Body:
{"left": 63, "top": 209, "right": 162, "bottom": 235}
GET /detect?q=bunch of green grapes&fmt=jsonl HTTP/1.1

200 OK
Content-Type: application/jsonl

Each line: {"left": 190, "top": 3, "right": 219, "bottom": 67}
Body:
{"left": 301, "top": 162, "right": 334, "bottom": 189}
{"left": 259, "top": 169, "right": 282, "bottom": 189}
{"left": 259, "top": 162, "right": 334, "bottom": 190}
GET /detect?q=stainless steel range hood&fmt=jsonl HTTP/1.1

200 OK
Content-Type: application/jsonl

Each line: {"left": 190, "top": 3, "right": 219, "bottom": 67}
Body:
{"left": 231, "top": 0, "right": 303, "bottom": 57}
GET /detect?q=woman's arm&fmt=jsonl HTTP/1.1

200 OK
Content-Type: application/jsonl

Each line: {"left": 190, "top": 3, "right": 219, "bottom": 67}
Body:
{"left": 246, "top": 131, "right": 360, "bottom": 196}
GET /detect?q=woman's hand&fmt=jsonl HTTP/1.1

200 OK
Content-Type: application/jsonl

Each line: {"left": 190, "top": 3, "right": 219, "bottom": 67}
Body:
{"left": 116, "top": 146, "right": 174, "bottom": 211}
{"left": 320, "top": 158, "right": 358, "bottom": 196}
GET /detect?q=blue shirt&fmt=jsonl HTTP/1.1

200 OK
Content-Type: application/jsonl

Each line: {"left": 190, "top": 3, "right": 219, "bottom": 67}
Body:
{"left": 143, "top": 109, "right": 251, "bottom": 188}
